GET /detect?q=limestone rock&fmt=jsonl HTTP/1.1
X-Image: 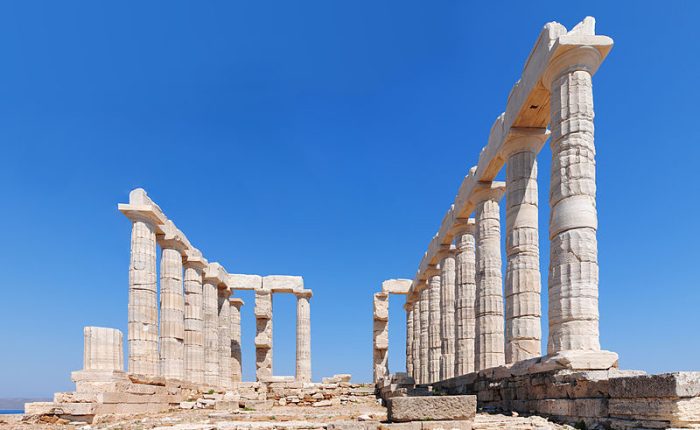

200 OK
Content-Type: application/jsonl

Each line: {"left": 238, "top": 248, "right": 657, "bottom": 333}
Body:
{"left": 387, "top": 395, "right": 476, "bottom": 423}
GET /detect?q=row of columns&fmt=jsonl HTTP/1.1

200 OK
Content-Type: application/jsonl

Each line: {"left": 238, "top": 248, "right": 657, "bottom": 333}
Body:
{"left": 124, "top": 189, "right": 313, "bottom": 385}
{"left": 406, "top": 46, "right": 603, "bottom": 384}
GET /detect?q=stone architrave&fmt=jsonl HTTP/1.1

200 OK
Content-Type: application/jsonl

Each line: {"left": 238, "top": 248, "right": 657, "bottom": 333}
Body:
{"left": 229, "top": 297, "right": 244, "bottom": 383}
{"left": 454, "top": 219, "right": 476, "bottom": 376}
{"left": 418, "top": 286, "right": 429, "bottom": 384}
{"left": 217, "top": 287, "right": 232, "bottom": 389}
{"left": 427, "top": 270, "right": 441, "bottom": 383}
{"left": 83, "top": 327, "right": 123, "bottom": 371}
{"left": 159, "top": 221, "right": 186, "bottom": 380}
{"left": 474, "top": 183, "right": 506, "bottom": 371}
{"left": 184, "top": 252, "right": 207, "bottom": 385}
{"left": 295, "top": 289, "right": 312, "bottom": 382}
{"left": 405, "top": 301, "right": 414, "bottom": 378}
{"left": 255, "top": 289, "right": 273, "bottom": 381}
{"left": 439, "top": 247, "right": 457, "bottom": 381}
{"left": 122, "top": 189, "right": 162, "bottom": 377}
{"left": 543, "top": 44, "right": 605, "bottom": 354}
{"left": 203, "top": 265, "right": 223, "bottom": 387}
{"left": 373, "top": 292, "right": 389, "bottom": 382}
{"left": 411, "top": 298, "right": 421, "bottom": 381}
{"left": 503, "top": 129, "right": 549, "bottom": 364}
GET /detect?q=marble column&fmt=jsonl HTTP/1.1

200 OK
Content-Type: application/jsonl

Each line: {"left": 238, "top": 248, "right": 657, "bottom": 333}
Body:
{"left": 184, "top": 257, "right": 206, "bottom": 385}
{"left": 218, "top": 288, "right": 232, "bottom": 389}
{"left": 296, "top": 290, "right": 312, "bottom": 382}
{"left": 474, "top": 183, "right": 506, "bottom": 371}
{"left": 439, "top": 247, "right": 457, "bottom": 381}
{"left": 127, "top": 215, "right": 159, "bottom": 376}
{"left": 418, "top": 286, "right": 429, "bottom": 384}
{"left": 159, "top": 228, "right": 186, "bottom": 380}
{"left": 229, "top": 298, "right": 244, "bottom": 383}
{"left": 427, "top": 270, "right": 441, "bottom": 383}
{"left": 504, "top": 129, "right": 549, "bottom": 364}
{"left": 405, "top": 301, "right": 414, "bottom": 378}
{"left": 411, "top": 299, "right": 421, "bottom": 382}
{"left": 544, "top": 46, "right": 603, "bottom": 353}
{"left": 84, "top": 327, "right": 123, "bottom": 371}
{"left": 372, "top": 292, "right": 389, "bottom": 382}
{"left": 203, "top": 271, "right": 220, "bottom": 387}
{"left": 255, "top": 289, "right": 273, "bottom": 381}
{"left": 454, "top": 219, "right": 476, "bottom": 376}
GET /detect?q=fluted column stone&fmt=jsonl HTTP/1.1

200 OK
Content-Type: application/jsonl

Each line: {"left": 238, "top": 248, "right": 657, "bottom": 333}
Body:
{"left": 411, "top": 299, "right": 421, "bottom": 381}
{"left": 504, "top": 130, "right": 549, "bottom": 363}
{"left": 427, "top": 271, "right": 441, "bottom": 383}
{"left": 296, "top": 290, "right": 312, "bottom": 382}
{"left": 405, "top": 301, "right": 414, "bottom": 378}
{"left": 418, "top": 286, "right": 429, "bottom": 384}
{"left": 229, "top": 298, "right": 244, "bottom": 383}
{"left": 255, "top": 289, "right": 273, "bottom": 381}
{"left": 372, "top": 292, "right": 389, "bottom": 382}
{"left": 474, "top": 183, "right": 506, "bottom": 371}
{"left": 84, "top": 327, "right": 123, "bottom": 371}
{"left": 454, "top": 219, "right": 476, "bottom": 376}
{"left": 127, "top": 215, "right": 159, "bottom": 376}
{"left": 218, "top": 288, "right": 232, "bottom": 389}
{"left": 439, "top": 248, "right": 457, "bottom": 381}
{"left": 184, "top": 255, "right": 206, "bottom": 385}
{"left": 203, "top": 269, "right": 221, "bottom": 387}
{"left": 159, "top": 224, "right": 186, "bottom": 380}
{"left": 544, "top": 46, "right": 603, "bottom": 354}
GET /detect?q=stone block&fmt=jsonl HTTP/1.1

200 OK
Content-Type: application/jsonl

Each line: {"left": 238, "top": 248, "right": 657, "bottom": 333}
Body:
{"left": 263, "top": 275, "right": 304, "bottom": 293}
{"left": 229, "top": 274, "right": 263, "bottom": 290}
{"left": 382, "top": 279, "right": 412, "bottom": 295}
{"left": 387, "top": 395, "right": 476, "bottom": 423}
{"left": 609, "top": 372, "right": 700, "bottom": 399}
{"left": 254, "top": 291, "right": 272, "bottom": 319}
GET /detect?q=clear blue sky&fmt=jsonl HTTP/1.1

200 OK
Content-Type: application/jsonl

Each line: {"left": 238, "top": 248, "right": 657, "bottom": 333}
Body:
{"left": 1, "top": 1, "right": 699, "bottom": 398}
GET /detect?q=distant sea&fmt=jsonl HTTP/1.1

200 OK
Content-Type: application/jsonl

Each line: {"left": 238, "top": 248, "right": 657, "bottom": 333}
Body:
{"left": 0, "top": 410, "right": 23, "bottom": 414}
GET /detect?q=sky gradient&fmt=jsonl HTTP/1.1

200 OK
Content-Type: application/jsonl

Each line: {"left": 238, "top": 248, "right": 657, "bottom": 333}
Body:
{"left": 1, "top": 1, "right": 699, "bottom": 398}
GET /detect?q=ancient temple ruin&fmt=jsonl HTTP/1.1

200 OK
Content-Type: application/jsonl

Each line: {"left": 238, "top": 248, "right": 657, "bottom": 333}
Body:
{"left": 374, "top": 17, "right": 700, "bottom": 429}
{"left": 20, "top": 17, "right": 700, "bottom": 430}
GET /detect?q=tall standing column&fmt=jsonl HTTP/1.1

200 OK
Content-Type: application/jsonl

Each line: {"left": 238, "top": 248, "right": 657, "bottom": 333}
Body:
{"left": 411, "top": 298, "right": 421, "bottom": 382}
{"left": 296, "top": 290, "right": 312, "bottom": 382}
{"left": 203, "top": 266, "right": 221, "bottom": 387}
{"left": 159, "top": 225, "right": 186, "bottom": 380}
{"left": 427, "top": 270, "right": 441, "bottom": 383}
{"left": 229, "top": 298, "right": 244, "bottom": 384}
{"left": 439, "top": 247, "right": 457, "bottom": 381}
{"left": 544, "top": 46, "right": 604, "bottom": 354}
{"left": 504, "top": 130, "right": 549, "bottom": 363}
{"left": 372, "top": 292, "right": 389, "bottom": 383}
{"left": 127, "top": 216, "right": 159, "bottom": 376}
{"left": 184, "top": 255, "right": 206, "bottom": 385}
{"left": 255, "top": 289, "right": 273, "bottom": 381}
{"left": 418, "top": 286, "right": 429, "bottom": 384}
{"left": 218, "top": 288, "right": 232, "bottom": 389}
{"left": 454, "top": 219, "right": 476, "bottom": 376}
{"left": 405, "top": 301, "right": 414, "bottom": 378}
{"left": 474, "top": 183, "right": 506, "bottom": 371}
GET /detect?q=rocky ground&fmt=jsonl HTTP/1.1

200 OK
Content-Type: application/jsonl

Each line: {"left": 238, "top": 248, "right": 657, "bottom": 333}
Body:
{"left": 0, "top": 400, "right": 577, "bottom": 430}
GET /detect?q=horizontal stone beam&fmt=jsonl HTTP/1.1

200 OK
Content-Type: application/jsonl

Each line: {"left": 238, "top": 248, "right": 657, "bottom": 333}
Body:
{"left": 263, "top": 275, "right": 304, "bottom": 293}
{"left": 382, "top": 279, "right": 412, "bottom": 295}
{"left": 228, "top": 274, "right": 263, "bottom": 290}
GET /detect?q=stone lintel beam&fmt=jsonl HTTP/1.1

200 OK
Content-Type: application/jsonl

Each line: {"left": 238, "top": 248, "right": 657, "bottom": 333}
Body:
{"left": 263, "top": 275, "right": 304, "bottom": 293}
{"left": 228, "top": 274, "right": 263, "bottom": 291}
{"left": 382, "top": 279, "right": 412, "bottom": 295}
{"left": 157, "top": 220, "right": 190, "bottom": 253}
{"left": 229, "top": 297, "right": 245, "bottom": 308}
{"left": 118, "top": 188, "right": 167, "bottom": 230}
{"left": 407, "top": 17, "right": 613, "bottom": 298}
{"left": 185, "top": 248, "right": 208, "bottom": 270}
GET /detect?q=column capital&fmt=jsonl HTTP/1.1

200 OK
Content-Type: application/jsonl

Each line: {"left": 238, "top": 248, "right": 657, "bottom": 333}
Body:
{"left": 471, "top": 181, "right": 506, "bottom": 204}
{"left": 436, "top": 244, "right": 456, "bottom": 263}
{"left": 158, "top": 220, "right": 190, "bottom": 253}
{"left": 542, "top": 44, "right": 607, "bottom": 90}
{"left": 453, "top": 218, "right": 476, "bottom": 238}
{"left": 118, "top": 188, "right": 167, "bottom": 228}
{"left": 502, "top": 128, "right": 550, "bottom": 159}
{"left": 204, "top": 262, "right": 228, "bottom": 285}
{"left": 424, "top": 266, "right": 440, "bottom": 279}
{"left": 295, "top": 289, "right": 313, "bottom": 300}
{"left": 184, "top": 249, "right": 208, "bottom": 270}
{"left": 229, "top": 297, "right": 245, "bottom": 308}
